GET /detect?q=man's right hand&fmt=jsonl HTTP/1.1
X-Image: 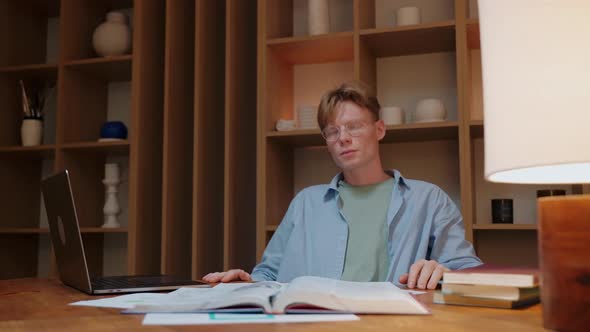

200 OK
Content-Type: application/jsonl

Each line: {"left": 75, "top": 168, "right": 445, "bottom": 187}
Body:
{"left": 202, "top": 269, "right": 252, "bottom": 283}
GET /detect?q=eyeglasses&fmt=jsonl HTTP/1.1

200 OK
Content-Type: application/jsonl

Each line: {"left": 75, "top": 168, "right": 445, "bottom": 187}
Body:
{"left": 321, "top": 121, "right": 372, "bottom": 143}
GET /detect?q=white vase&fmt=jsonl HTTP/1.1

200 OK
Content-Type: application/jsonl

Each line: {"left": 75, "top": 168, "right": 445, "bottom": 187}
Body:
{"left": 308, "top": 0, "right": 330, "bottom": 35}
{"left": 102, "top": 163, "right": 121, "bottom": 228}
{"left": 21, "top": 118, "right": 43, "bottom": 146}
{"left": 92, "top": 11, "right": 131, "bottom": 57}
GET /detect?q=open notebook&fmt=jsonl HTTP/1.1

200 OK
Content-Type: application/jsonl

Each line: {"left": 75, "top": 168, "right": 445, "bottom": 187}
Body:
{"left": 125, "top": 276, "right": 430, "bottom": 315}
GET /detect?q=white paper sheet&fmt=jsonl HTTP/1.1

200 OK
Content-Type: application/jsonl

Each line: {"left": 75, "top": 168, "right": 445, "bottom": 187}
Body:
{"left": 70, "top": 293, "right": 169, "bottom": 309}
{"left": 142, "top": 313, "right": 360, "bottom": 325}
{"left": 69, "top": 283, "right": 255, "bottom": 309}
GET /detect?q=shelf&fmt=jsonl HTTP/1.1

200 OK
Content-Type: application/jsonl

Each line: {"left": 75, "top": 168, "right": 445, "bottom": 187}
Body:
{"left": 266, "top": 121, "right": 458, "bottom": 147}
{"left": 0, "top": 64, "right": 58, "bottom": 80}
{"left": 64, "top": 55, "right": 133, "bottom": 82}
{"left": 360, "top": 21, "right": 456, "bottom": 57}
{"left": 470, "top": 120, "right": 484, "bottom": 138}
{"left": 0, "top": 227, "right": 128, "bottom": 234}
{"left": 266, "top": 128, "right": 323, "bottom": 147}
{"left": 267, "top": 32, "right": 354, "bottom": 64}
{"left": 383, "top": 121, "right": 458, "bottom": 143}
{"left": 467, "top": 20, "right": 480, "bottom": 50}
{"left": 473, "top": 224, "right": 537, "bottom": 231}
{"left": 0, "top": 145, "right": 56, "bottom": 159}
{"left": 266, "top": 225, "right": 278, "bottom": 232}
{"left": 80, "top": 227, "right": 128, "bottom": 233}
{"left": 61, "top": 140, "right": 130, "bottom": 155}
{"left": 0, "top": 228, "right": 49, "bottom": 234}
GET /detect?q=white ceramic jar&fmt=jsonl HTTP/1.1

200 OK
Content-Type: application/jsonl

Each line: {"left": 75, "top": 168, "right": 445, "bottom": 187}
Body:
{"left": 415, "top": 98, "right": 446, "bottom": 122}
{"left": 92, "top": 11, "right": 131, "bottom": 57}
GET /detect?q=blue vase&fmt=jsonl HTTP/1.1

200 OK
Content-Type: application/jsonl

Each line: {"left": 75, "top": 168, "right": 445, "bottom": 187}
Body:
{"left": 100, "top": 121, "right": 128, "bottom": 141}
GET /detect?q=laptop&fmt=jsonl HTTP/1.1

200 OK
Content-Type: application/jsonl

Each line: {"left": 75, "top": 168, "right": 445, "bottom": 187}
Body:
{"left": 41, "top": 170, "right": 210, "bottom": 294}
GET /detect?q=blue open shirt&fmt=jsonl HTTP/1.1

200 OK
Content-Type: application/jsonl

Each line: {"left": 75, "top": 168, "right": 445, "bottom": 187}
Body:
{"left": 251, "top": 170, "right": 482, "bottom": 284}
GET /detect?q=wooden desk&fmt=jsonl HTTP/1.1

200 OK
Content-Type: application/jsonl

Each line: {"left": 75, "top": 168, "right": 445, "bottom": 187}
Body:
{"left": 0, "top": 278, "right": 545, "bottom": 331}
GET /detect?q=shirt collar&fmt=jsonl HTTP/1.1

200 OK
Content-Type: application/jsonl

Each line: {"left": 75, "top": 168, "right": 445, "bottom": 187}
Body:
{"left": 324, "top": 169, "right": 410, "bottom": 199}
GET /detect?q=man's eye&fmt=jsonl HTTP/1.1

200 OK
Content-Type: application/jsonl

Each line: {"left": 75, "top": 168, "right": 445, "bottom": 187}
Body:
{"left": 324, "top": 128, "right": 338, "bottom": 136}
{"left": 347, "top": 122, "right": 364, "bottom": 130}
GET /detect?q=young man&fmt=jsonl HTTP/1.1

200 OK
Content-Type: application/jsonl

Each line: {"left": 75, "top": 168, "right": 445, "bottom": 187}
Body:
{"left": 204, "top": 82, "right": 482, "bottom": 289}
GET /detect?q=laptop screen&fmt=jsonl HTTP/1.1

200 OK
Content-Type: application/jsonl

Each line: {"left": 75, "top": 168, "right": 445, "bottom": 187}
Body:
{"left": 42, "top": 170, "right": 93, "bottom": 294}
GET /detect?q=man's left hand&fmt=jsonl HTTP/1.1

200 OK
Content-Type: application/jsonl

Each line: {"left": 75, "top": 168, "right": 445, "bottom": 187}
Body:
{"left": 399, "top": 259, "right": 449, "bottom": 290}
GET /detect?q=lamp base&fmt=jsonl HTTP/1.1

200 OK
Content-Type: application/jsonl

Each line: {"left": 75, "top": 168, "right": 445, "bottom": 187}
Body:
{"left": 538, "top": 195, "right": 590, "bottom": 331}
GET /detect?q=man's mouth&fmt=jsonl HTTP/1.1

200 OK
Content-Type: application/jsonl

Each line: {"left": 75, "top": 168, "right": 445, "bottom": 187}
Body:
{"left": 340, "top": 149, "right": 356, "bottom": 156}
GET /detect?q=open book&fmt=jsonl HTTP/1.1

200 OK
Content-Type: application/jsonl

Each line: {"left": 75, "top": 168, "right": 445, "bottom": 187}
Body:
{"left": 126, "top": 276, "right": 429, "bottom": 315}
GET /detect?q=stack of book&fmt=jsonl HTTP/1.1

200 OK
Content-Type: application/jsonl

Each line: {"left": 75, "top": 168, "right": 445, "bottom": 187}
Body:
{"left": 434, "top": 265, "right": 540, "bottom": 309}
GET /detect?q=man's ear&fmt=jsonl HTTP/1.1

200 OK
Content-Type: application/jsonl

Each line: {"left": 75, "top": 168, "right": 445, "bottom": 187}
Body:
{"left": 375, "top": 119, "right": 386, "bottom": 141}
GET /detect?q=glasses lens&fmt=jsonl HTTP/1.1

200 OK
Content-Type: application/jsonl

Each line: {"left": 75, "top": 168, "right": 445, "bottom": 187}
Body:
{"left": 345, "top": 121, "right": 366, "bottom": 136}
{"left": 322, "top": 127, "right": 339, "bottom": 142}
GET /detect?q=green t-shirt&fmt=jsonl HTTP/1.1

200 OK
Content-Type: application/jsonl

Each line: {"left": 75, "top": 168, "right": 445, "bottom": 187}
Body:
{"left": 338, "top": 177, "right": 394, "bottom": 282}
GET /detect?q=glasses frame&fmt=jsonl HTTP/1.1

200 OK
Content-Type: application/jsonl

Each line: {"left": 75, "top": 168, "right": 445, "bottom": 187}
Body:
{"left": 321, "top": 120, "right": 376, "bottom": 143}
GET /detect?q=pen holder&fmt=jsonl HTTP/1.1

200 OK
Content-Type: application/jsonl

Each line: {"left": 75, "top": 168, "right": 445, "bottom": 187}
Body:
{"left": 21, "top": 117, "right": 43, "bottom": 146}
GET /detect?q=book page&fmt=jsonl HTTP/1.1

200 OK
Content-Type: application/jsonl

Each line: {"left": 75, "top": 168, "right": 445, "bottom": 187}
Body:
{"left": 129, "top": 281, "right": 285, "bottom": 313}
{"left": 272, "top": 276, "right": 429, "bottom": 314}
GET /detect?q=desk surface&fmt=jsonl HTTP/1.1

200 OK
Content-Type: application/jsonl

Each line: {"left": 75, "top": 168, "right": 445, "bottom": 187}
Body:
{"left": 0, "top": 278, "right": 545, "bottom": 331}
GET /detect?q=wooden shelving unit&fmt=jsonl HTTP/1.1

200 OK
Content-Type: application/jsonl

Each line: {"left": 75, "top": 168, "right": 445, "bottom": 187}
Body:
{"left": 1, "top": 0, "right": 257, "bottom": 281}
{"left": 4, "top": 0, "right": 566, "bottom": 280}
{"left": 256, "top": 0, "right": 553, "bottom": 268}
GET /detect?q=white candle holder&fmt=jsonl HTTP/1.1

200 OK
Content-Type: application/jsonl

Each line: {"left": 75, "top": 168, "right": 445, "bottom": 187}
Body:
{"left": 102, "top": 163, "right": 121, "bottom": 228}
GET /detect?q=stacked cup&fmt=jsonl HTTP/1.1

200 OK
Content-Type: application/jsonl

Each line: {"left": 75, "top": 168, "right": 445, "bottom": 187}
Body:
{"left": 380, "top": 106, "right": 405, "bottom": 125}
{"left": 297, "top": 105, "right": 318, "bottom": 129}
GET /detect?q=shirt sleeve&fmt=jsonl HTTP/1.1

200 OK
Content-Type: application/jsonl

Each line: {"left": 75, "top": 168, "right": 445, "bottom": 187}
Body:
{"left": 428, "top": 188, "right": 483, "bottom": 270}
{"left": 250, "top": 193, "right": 300, "bottom": 281}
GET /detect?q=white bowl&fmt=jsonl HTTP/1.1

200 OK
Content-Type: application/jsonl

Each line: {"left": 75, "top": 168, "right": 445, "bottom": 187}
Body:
{"left": 415, "top": 98, "right": 446, "bottom": 122}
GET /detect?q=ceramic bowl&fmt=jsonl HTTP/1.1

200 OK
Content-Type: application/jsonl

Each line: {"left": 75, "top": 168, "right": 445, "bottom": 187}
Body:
{"left": 415, "top": 98, "right": 446, "bottom": 122}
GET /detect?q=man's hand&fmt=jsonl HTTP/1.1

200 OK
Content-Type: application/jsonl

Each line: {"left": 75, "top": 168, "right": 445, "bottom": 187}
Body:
{"left": 399, "top": 259, "right": 449, "bottom": 290}
{"left": 202, "top": 269, "right": 252, "bottom": 283}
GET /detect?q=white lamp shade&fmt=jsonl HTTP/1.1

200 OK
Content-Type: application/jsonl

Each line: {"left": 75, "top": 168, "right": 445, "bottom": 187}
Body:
{"left": 479, "top": 0, "right": 590, "bottom": 184}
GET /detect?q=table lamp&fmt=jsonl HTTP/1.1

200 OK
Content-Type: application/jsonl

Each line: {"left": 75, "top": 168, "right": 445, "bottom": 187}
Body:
{"left": 478, "top": 1, "right": 590, "bottom": 330}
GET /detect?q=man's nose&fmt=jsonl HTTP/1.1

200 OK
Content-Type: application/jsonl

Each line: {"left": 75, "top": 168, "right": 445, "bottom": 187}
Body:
{"left": 338, "top": 129, "right": 353, "bottom": 143}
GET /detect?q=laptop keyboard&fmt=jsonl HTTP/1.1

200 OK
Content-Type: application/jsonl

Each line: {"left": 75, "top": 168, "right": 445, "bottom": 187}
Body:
{"left": 91, "top": 275, "right": 204, "bottom": 290}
